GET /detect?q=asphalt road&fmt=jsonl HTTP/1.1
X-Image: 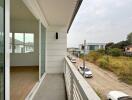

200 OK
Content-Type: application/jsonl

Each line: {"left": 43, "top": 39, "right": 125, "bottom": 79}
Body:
{"left": 74, "top": 57, "right": 132, "bottom": 100}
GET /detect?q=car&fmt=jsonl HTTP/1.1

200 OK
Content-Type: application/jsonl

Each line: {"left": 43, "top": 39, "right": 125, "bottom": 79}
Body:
{"left": 78, "top": 66, "right": 92, "bottom": 78}
{"left": 71, "top": 58, "right": 76, "bottom": 63}
{"left": 107, "top": 91, "right": 132, "bottom": 100}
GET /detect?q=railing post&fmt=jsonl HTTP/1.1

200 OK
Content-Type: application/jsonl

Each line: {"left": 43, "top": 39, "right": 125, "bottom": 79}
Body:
{"left": 70, "top": 73, "right": 73, "bottom": 100}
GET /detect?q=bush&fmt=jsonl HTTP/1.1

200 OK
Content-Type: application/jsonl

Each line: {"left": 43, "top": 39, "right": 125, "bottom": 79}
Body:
{"left": 118, "top": 62, "right": 132, "bottom": 84}
{"left": 97, "top": 49, "right": 105, "bottom": 55}
{"left": 87, "top": 51, "right": 101, "bottom": 62}
{"left": 97, "top": 58, "right": 109, "bottom": 69}
{"left": 108, "top": 48, "right": 122, "bottom": 57}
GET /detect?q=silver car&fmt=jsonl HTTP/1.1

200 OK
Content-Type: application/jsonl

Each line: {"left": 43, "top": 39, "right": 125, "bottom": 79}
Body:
{"left": 78, "top": 66, "right": 93, "bottom": 78}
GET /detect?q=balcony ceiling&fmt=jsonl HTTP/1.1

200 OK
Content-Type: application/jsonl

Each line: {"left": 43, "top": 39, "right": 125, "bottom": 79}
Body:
{"left": 11, "top": 0, "right": 37, "bottom": 21}
{"left": 11, "top": 0, "right": 82, "bottom": 31}
{"left": 37, "top": 0, "right": 78, "bottom": 27}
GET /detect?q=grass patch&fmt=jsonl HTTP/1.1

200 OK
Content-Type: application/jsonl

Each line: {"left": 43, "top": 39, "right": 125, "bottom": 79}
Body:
{"left": 86, "top": 51, "right": 132, "bottom": 85}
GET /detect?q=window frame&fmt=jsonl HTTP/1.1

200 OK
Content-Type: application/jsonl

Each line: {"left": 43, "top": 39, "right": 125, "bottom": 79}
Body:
{"left": 10, "top": 32, "right": 34, "bottom": 53}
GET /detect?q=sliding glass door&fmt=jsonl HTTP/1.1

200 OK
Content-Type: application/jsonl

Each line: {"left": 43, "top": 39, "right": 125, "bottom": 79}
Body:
{"left": 40, "top": 23, "right": 46, "bottom": 77}
{"left": 0, "top": 0, "right": 5, "bottom": 99}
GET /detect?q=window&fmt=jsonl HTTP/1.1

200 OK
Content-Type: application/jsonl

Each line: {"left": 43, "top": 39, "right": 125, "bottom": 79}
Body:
{"left": 89, "top": 45, "right": 95, "bottom": 50}
{"left": 10, "top": 33, "right": 34, "bottom": 53}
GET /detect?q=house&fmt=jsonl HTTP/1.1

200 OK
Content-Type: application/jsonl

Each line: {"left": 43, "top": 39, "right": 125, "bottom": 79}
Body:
{"left": 124, "top": 45, "right": 132, "bottom": 56}
{"left": 125, "top": 45, "right": 132, "bottom": 53}
{"left": 0, "top": 0, "right": 101, "bottom": 100}
{"left": 79, "top": 43, "right": 106, "bottom": 54}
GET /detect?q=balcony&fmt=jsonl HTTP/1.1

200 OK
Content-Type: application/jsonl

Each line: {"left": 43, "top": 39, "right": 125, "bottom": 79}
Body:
{"left": 32, "top": 56, "right": 101, "bottom": 100}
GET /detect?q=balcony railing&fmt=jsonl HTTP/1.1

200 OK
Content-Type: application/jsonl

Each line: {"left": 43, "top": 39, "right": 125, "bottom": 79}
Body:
{"left": 64, "top": 57, "right": 101, "bottom": 100}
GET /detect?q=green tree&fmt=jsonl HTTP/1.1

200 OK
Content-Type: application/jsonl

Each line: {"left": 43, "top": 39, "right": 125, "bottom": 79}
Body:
{"left": 127, "top": 32, "right": 132, "bottom": 43}
{"left": 108, "top": 48, "right": 122, "bottom": 57}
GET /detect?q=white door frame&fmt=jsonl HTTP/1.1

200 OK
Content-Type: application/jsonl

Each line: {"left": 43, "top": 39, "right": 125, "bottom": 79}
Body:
{"left": 39, "top": 20, "right": 41, "bottom": 80}
{"left": 5, "top": 0, "right": 10, "bottom": 100}
{"left": 39, "top": 21, "right": 47, "bottom": 80}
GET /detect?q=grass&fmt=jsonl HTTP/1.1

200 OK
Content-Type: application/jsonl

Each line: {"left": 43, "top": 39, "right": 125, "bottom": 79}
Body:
{"left": 85, "top": 51, "right": 132, "bottom": 85}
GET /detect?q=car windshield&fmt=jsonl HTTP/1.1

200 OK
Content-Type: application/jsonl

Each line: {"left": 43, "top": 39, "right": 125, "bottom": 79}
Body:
{"left": 118, "top": 96, "right": 132, "bottom": 100}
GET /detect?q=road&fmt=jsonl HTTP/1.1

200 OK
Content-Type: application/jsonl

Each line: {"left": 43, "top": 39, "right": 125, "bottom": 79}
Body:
{"left": 74, "top": 57, "right": 132, "bottom": 99}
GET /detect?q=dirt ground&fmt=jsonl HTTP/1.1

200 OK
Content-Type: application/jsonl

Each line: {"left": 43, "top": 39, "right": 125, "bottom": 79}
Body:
{"left": 74, "top": 57, "right": 132, "bottom": 100}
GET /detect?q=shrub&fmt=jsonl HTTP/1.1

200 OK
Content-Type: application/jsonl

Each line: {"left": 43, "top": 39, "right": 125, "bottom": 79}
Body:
{"left": 97, "top": 49, "right": 105, "bottom": 55}
{"left": 108, "top": 48, "right": 122, "bottom": 57}
{"left": 97, "top": 58, "right": 109, "bottom": 69}
{"left": 118, "top": 62, "right": 132, "bottom": 84}
{"left": 109, "top": 60, "right": 124, "bottom": 74}
{"left": 87, "top": 51, "right": 101, "bottom": 62}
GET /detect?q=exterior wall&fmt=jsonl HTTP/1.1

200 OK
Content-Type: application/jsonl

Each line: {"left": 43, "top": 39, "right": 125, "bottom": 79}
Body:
{"left": 125, "top": 47, "right": 132, "bottom": 52}
{"left": 46, "top": 31, "right": 67, "bottom": 73}
{"left": 10, "top": 19, "right": 39, "bottom": 66}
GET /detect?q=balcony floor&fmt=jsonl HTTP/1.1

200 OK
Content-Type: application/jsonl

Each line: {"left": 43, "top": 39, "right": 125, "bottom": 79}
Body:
{"left": 33, "top": 74, "right": 66, "bottom": 100}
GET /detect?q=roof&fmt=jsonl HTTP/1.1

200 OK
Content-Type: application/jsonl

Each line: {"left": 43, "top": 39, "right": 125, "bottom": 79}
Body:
{"left": 125, "top": 45, "right": 132, "bottom": 48}
{"left": 108, "top": 91, "right": 128, "bottom": 99}
{"left": 67, "top": 0, "right": 83, "bottom": 32}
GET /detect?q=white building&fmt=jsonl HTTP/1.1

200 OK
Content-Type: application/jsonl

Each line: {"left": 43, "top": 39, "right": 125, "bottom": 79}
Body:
{"left": 79, "top": 43, "right": 106, "bottom": 54}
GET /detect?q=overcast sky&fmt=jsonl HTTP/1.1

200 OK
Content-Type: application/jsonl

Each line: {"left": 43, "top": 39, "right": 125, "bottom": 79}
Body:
{"left": 67, "top": 0, "right": 132, "bottom": 47}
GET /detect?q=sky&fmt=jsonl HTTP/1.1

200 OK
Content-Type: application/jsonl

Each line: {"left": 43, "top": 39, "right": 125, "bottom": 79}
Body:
{"left": 67, "top": 0, "right": 132, "bottom": 47}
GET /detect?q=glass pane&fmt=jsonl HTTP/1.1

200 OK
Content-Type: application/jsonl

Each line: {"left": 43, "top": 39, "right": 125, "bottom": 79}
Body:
{"left": 14, "top": 45, "right": 24, "bottom": 53}
{"left": 0, "top": 0, "right": 4, "bottom": 99}
{"left": 25, "top": 33, "right": 34, "bottom": 53}
{"left": 25, "top": 45, "right": 34, "bottom": 53}
{"left": 15, "top": 33, "right": 24, "bottom": 45}
{"left": 89, "top": 45, "right": 95, "bottom": 50}
{"left": 25, "top": 33, "right": 34, "bottom": 44}
{"left": 41, "top": 24, "right": 46, "bottom": 77}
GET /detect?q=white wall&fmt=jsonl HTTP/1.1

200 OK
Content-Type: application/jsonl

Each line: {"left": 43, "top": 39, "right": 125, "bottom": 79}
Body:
{"left": 46, "top": 30, "right": 67, "bottom": 73}
{"left": 10, "top": 19, "right": 39, "bottom": 66}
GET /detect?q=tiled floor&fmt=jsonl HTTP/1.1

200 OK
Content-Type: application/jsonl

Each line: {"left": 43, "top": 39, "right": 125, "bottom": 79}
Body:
{"left": 33, "top": 74, "right": 66, "bottom": 100}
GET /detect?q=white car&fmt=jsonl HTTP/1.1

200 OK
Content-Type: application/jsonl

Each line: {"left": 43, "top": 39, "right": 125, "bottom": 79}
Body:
{"left": 78, "top": 66, "right": 92, "bottom": 78}
{"left": 71, "top": 58, "right": 76, "bottom": 63}
{"left": 107, "top": 91, "right": 132, "bottom": 100}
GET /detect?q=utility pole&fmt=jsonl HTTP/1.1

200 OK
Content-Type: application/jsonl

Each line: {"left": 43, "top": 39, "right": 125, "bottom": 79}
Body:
{"left": 83, "top": 40, "right": 86, "bottom": 69}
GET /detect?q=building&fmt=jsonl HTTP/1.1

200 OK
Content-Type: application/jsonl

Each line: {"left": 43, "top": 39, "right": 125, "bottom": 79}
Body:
{"left": 0, "top": 0, "right": 101, "bottom": 100}
{"left": 124, "top": 45, "right": 132, "bottom": 56}
{"left": 79, "top": 43, "right": 106, "bottom": 54}
{"left": 125, "top": 45, "right": 132, "bottom": 52}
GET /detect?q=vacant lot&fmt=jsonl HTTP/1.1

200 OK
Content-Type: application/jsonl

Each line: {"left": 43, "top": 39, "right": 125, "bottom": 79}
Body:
{"left": 86, "top": 51, "right": 132, "bottom": 84}
{"left": 75, "top": 58, "right": 132, "bottom": 100}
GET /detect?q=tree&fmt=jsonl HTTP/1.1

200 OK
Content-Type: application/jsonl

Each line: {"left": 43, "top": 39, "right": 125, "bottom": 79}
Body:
{"left": 105, "top": 42, "right": 114, "bottom": 54}
{"left": 108, "top": 48, "right": 122, "bottom": 57}
{"left": 105, "top": 42, "right": 114, "bottom": 49}
{"left": 127, "top": 32, "right": 132, "bottom": 43}
{"left": 111, "top": 41, "right": 130, "bottom": 50}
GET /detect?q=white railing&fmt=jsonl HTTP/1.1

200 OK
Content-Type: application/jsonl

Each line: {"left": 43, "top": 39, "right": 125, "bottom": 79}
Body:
{"left": 64, "top": 57, "right": 101, "bottom": 100}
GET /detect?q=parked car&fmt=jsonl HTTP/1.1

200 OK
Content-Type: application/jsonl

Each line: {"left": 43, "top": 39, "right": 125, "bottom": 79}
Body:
{"left": 71, "top": 58, "right": 76, "bottom": 63}
{"left": 78, "top": 66, "right": 92, "bottom": 78}
{"left": 107, "top": 91, "right": 132, "bottom": 100}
